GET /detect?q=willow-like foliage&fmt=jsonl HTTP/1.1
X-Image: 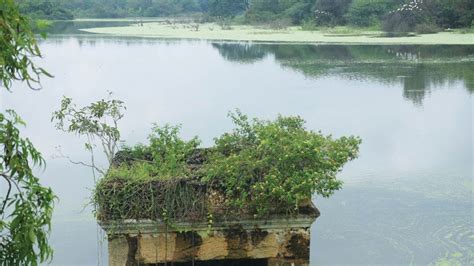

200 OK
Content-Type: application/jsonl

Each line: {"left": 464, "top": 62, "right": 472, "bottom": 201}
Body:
{"left": 1, "top": 1, "right": 55, "bottom": 265}
{"left": 0, "top": 111, "right": 55, "bottom": 266}
{"left": 0, "top": 0, "right": 51, "bottom": 90}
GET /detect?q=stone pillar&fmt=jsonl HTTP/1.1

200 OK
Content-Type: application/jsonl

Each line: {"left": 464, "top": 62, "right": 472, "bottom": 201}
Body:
{"left": 104, "top": 217, "right": 315, "bottom": 265}
{"left": 108, "top": 236, "right": 134, "bottom": 266}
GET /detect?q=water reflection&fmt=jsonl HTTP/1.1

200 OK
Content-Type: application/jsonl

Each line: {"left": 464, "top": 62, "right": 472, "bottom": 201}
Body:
{"left": 210, "top": 43, "right": 267, "bottom": 63}
{"left": 2, "top": 36, "right": 471, "bottom": 265}
{"left": 45, "top": 20, "right": 169, "bottom": 35}
{"left": 45, "top": 21, "right": 133, "bottom": 35}
{"left": 41, "top": 35, "right": 474, "bottom": 106}
{"left": 212, "top": 43, "right": 474, "bottom": 105}
{"left": 313, "top": 185, "right": 473, "bottom": 265}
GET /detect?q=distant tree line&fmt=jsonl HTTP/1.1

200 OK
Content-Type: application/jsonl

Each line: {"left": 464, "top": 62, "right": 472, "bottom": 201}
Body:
{"left": 18, "top": 0, "right": 211, "bottom": 19}
{"left": 17, "top": 0, "right": 73, "bottom": 20}
{"left": 18, "top": 0, "right": 473, "bottom": 32}
{"left": 244, "top": 0, "right": 472, "bottom": 32}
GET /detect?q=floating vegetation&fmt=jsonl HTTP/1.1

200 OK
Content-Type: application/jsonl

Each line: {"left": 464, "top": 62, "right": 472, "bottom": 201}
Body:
{"left": 80, "top": 22, "right": 474, "bottom": 45}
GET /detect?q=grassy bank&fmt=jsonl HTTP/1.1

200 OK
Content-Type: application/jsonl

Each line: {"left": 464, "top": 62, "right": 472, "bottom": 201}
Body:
{"left": 80, "top": 22, "right": 474, "bottom": 45}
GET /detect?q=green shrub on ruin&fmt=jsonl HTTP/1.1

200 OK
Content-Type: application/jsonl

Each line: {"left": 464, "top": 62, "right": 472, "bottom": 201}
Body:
{"left": 203, "top": 110, "right": 361, "bottom": 215}
{"left": 107, "top": 124, "right": 200, "bottom": 181}
{"left": 97, "top": 111, "right": 361, "bottom": 220}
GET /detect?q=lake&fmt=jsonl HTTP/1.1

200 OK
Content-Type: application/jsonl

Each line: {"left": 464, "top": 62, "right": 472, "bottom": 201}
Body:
{"left": 1, "top": 21, "right": 472, "bottom": 265}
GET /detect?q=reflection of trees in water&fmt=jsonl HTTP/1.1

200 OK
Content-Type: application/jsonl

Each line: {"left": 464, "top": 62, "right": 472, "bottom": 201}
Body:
{"left": 40, "top": 35, "right": 474, "bottom": 106}
{"left": 401, "top": 63, "right": 473, "bottom": 105}
{"left": 43, "top": 35, "right": 183, "bottom": 48}
{"left": 402, "top": 66, "right": 429, "bottom": 106}
{"left": 46, "top": 21, "right": 133, "bottom": 35}
{"left": 211, "top": 44, "right": 474, "bottom": 106}
{"left": 271, "top": 45, "right": 355, "bottom": 61}
{"left": 335, "top": 62, "right": 473, "bottom": 106}
{"left": 212, "top": 43, "right": 267, "bottom": 63}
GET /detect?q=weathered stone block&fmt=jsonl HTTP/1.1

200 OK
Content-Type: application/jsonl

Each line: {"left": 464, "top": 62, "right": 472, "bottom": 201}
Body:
{"left": 105, "top": 216, "right": 315, "bottom": 266}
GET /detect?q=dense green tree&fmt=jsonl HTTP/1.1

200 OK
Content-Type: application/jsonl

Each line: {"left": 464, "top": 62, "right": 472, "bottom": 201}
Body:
{"left": 313, "top": 0, "right": 352, "bottom": 25}
{"left": 18, "top": 0, "right": 73, "bottom": 20}
{"left": 1, "top": 0, "right": 55, "bottom": 265}
{"left": 346, "top": 0, "right": 402, "bottom": 27}
{"left": 283, "top": 0, "right": 314, "bottom": 24}
{"left": 425, "top": 0, "right": 473, "bottom": 28}
{"left": 197, "top": 0, "right": 209, "bottom": 12}
{"left": 17, "top": 0, "right": 208, "bottom": 18}
{"left": 382, "top": 0, "right": 473, "bottom": 33}
{"left": 382, "top": 0, "right": 428, "bottom": 33}
{"left": 208, "top": 0, "right": 248, "bottom": 17}
{"left": 58, "top": 0, "right": 206, "bottom": 18}
{"left": 16, "top": 0, "right": 474, "bottom": 29}
{"left": 246, "top": 0, "right": 314, "bottom": 24}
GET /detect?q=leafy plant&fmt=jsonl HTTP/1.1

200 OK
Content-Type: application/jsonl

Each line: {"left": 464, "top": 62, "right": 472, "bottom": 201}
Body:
{"left": 1, "top": 1, "right": 55, "bottom": 264}
{"left": 0, "top": 110, "right": 55, "bottom": 266}
{"left": 106, "top": 162, "right": 157, "bottom": 181}
{"left": 97, "top": 111, "right": 361, "bottom": 221}
{"left": 108, "top": 124, "right": 200, "bottom": 180}
{"left": 148, "top": 124, "right": 201, "bottom": 177}
{"left": 0, "top": 0, "right": 52, "bottom": 90}
{"left": 203, "top": 110, "right": 361, "bottom": 215}
{"left": 96, "top": 123, "right": 205, "bottom": 223}
{"left": 51, "top": 93, "right": 126, "bottom": 179}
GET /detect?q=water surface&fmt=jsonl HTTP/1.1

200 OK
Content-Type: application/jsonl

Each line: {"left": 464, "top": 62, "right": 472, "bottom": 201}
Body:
{"left": 1, "top": 31, "right": 472, "bottom": 265}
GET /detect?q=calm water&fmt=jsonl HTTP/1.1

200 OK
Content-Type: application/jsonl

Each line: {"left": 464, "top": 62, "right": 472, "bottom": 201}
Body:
{"left": 1, "top": 23, "right": 473, "bottom": 265}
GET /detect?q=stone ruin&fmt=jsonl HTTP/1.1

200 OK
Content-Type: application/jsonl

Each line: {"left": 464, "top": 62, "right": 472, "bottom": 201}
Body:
{"left": 103, "top": 209, "right": 318, "bottom": 266}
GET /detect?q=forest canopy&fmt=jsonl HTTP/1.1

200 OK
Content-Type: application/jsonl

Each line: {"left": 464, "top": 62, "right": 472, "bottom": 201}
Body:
{"left": 18, "top": 0, "right": 474, "bottom": 31}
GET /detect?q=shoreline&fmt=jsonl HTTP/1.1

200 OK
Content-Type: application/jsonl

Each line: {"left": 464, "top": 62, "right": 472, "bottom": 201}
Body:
{"left": 78, "top": 22, "right": 474, "bottom": 45}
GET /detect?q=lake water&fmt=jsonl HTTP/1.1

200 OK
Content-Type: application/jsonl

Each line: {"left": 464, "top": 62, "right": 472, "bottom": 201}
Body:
{"left": 1, "top": 21, "right": 473, "bottom": 265}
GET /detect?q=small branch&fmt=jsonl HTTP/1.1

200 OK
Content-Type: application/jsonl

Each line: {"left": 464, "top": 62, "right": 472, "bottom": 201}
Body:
{"left": 87, "top": 136, "right": 100, "bottom": 184}
{"left": 0, "top": 173, "right": 12, "bottom": 216}
{"left": 69, "top": 159, "right": 105, "bottom": 176}
{"left": 53, "top": 147, "right": 106, "bottom": 177}
{"left": 0, "top": 172, "right": 24, "bottom": 216}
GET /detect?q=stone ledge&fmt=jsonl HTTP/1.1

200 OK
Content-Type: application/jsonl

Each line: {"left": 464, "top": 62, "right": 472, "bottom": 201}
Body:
{"left": 101, "top": 202, "right": 318, "bottom": 265}
{"left": 101, "top": 215, "right": 317, "bottom": 235}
